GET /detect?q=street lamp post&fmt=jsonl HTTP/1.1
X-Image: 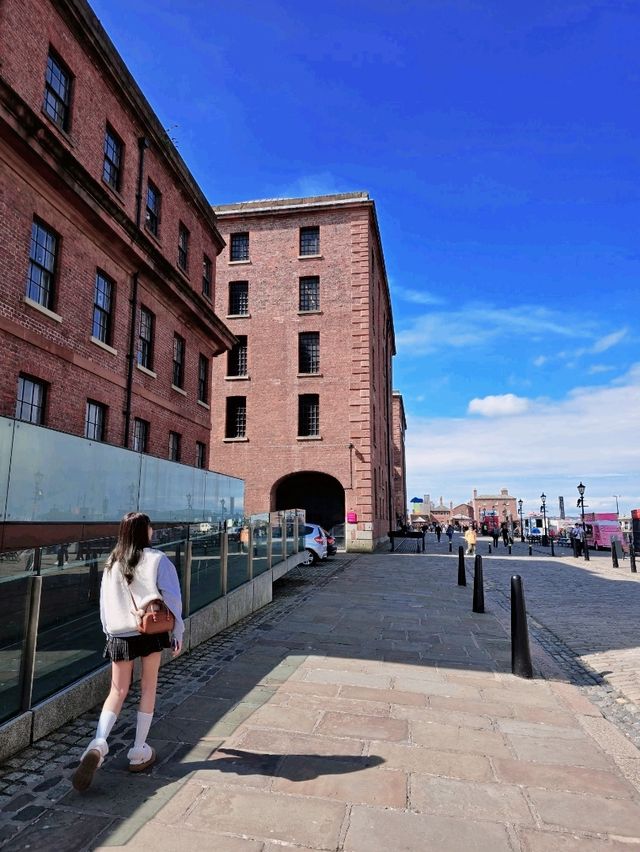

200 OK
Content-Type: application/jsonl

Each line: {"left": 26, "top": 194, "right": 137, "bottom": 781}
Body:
{"left": 518, "top": 499, "right": 524, "bottom": 542}
{"left": 540, "top": 493, "right": 548, "bottom": 547}
{"left": 577, "top": 482, "right": 590, "bottom": 562}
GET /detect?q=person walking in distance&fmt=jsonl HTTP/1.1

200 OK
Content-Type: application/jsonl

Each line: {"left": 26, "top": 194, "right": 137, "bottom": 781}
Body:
{"left": 491, "top": 526, "right": 500, "bottom": 548}
{"left": 72, "top": 512, "right": 183, "bottom": 791}
{"left": 435, "top": 523, "right": 442, "bottom": 543}
{"left": 464, "top": 526, "right": 477, "bottom": 556}
{"left": 445, "top": 523, "right": 454, "bottom": 544}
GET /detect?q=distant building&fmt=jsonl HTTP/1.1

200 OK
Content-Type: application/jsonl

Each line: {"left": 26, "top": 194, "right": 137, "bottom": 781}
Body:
{"left": 472, "top": 488, "right": 518, "bottom": 532}
{"left": 392, "top": 392, "right": 407, "bottom": 525}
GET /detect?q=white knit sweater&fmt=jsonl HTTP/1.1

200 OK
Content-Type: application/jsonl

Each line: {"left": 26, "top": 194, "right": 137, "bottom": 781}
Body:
{"left": 100, "top": 548, "right": 184, "bottom": 641}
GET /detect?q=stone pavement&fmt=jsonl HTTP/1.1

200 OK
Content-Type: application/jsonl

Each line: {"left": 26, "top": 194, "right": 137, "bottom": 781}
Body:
{"left": 2, "top": 545, "right": 640, "bottom": 850}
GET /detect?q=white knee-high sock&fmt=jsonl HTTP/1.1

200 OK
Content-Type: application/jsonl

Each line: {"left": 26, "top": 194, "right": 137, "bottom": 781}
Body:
{"left": 95, "top": 709, "right": 118, "bottom": 742}
{"left": 133, "top": 711, "right": 153, "bottom": 748}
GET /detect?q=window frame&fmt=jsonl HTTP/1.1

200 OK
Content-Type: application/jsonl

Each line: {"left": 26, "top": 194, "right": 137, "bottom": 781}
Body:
{"left": 195, "top": 441, "right": 206, "bottom": 469}
{"left": 228, "top": 281, "right": 249, "bottom": 316}
{"left": 168, "top": 430, "right": 181, "bottom": 462}
{"left": 102, "top": 124, "right": 123, "bottom": 192}
{"left": 298, "top": 331, "right": 320, "bottom": 374}
{"left": 230, "top": 232, "right": 249, "bottom": 262}
{"left": 299, "top": 226, "right": 320, "bottom": 256}
{"left": 227, "top": 335, "right": 248, "bottom": 377}
{"left": 43, "top": 50, "right": 72, "bottom": 131}
{"left": 202, "top": 254, "right": 212, "bottom": 299}
{"left": 133, "top": 417, "right": 149, "bottom": 453}
{"left": 198, "top": 353, "right": 210, "bottom": 403}
{"left": 172, "top": 334, "right": 186, "bottom": 388}
{"left": 178, "top": 222, "right": 190, "bottom": 272}
{"left": 225, "top": 396, "right": 247, "bottom": 439}
{"left": 298, "top": 393, "right": 320, "bottom": 437}
{"left": 145, "top": 180, "right": 161, "bottom": 237}
{"left": 26, "top": 219, "right": 58, "bottom": 311}
{"left": 85, "top": 399, "right": 106, "bottom": 442}
{"left": 92, "top": 270, "right": 114, "bottom": 345}
{"left": 138, "top": 306, "right": 154, "bottom": 369}
{"left": 15, "top": 374, "right": 47, "bottom": 425}
{"left": 299, "top": 276, "right": 320, "bottom": 312}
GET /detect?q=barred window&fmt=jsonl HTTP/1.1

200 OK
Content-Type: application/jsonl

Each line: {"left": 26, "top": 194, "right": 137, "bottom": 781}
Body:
{"left": 225, "top": 396, "right": 246, "bottom": 438}
{"left": 196, "top": 441, "right": 206, "bottom": 469}
{"left": 299, "top": 276, "right": 319, "bottom": 312}
{"left": 102, "top": 125, "right": 123, "bottom": 191}
{"left": 298, "top": 332, "right": 319, "bottom": 374}
{"left": 145, "top": 181, "right": 161, "bottom": 236}
{"left": 85, "top": 400, "right": 106, "bottom": 441}
{"left": 298, "top": 394, "right": 319, "bottom": 437}
{"left": 16, "top": 375, "right": 47, "bottom": 425}
{"left": 230, "top": 232, "right": 249, "bottom": 262}
{"left": 26, "top": 220, "right": 58, "bottom": 310}
{"left": 202, "top": 254, "right": 212, "bottom": 298}
{"left": 227, "top": 335, "right": 247, "bottom": 377}
{"left": 92, "top": 271, "right": 113, "bottom": 344}
{"left": 43, "top": 52, "right": 72, "bottom": 130}
{"left": 198, "top": 353, "right": 209, "bottom": 403}
{"left": 173, "top": 334, "right": 185, "bottom": 388}
{"left": 299, "top": 226, "right": 319, "bottom": 256}
{"left": 169, "top": 431, "right": 181, "bottom": 462}
{"left": 133, "top": 418, "right": 149, "bottom": 453}
{"left": 228, "top": 281, "right": 248, "bottom": 315}
{"left": 178, "top": 222, "right": 189, "bottom": 271}
{"left": 138, "top": 306, "right": 154, "bottom": 369}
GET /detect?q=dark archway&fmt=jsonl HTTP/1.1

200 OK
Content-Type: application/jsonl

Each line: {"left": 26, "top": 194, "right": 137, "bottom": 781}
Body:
{"left": 273, "top": 472, "right": 345, "bottom": 533}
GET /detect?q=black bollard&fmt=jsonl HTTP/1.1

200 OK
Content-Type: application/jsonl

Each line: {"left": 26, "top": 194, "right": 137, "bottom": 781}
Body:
{"left": 448, "top": 541, "right": 452, "bottom": 553}
{"left": 508, "top": 544, "right": 512, "bottom": 555}
{"left": 630, "top": 544, "right": 637, "bottom": 574}
{"left": 472, "top": 554, "right": 485, "bottom": 613}
{"left": 528, "top": 545, "right": 532, "bottom": 556}
{"left": 550, "top": 539, "right": 554, "bottom": 557}
{"left": 511, "top": 575, "right": 533, "bottom": 678}
{"left": 612, "top": 544, "right": 619, "bottom": 568}
{"left": 488, "top": 544, "right": 492, "bottom": 554}
{"left": 457, "top": 545, "right": 466, "bottom": 586}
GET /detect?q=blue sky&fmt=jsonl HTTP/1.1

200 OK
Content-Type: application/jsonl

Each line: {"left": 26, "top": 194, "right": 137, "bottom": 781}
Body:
{"left": 90, "top": 0, "right": 640, "bottom": 516}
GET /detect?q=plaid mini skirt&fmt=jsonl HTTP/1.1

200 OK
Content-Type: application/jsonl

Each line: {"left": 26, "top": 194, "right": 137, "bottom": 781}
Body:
{"left": 104, "top": 632, "right": 171, "bottom": 662}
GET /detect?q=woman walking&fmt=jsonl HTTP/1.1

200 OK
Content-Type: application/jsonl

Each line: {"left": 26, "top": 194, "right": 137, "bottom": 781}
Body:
{"left": 72, "top": 512, "right": 183, "bottom": 791}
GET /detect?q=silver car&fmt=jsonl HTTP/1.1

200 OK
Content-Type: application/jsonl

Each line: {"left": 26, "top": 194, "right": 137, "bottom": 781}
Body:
{"left": 300, "top": 523, "right": 328, "bottom": 565}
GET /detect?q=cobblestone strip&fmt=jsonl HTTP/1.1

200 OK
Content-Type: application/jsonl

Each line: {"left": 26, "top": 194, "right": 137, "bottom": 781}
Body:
{"left": 0, "top": 557, "right": 355, "bottom": 844}
{"left": 483, "top": 573, "right": 640, "bottom": 752}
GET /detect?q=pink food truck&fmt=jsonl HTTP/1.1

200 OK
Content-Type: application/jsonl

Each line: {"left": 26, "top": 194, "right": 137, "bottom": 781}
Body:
{"left": 583, "top": 513, "right": 626, "bottom": 551}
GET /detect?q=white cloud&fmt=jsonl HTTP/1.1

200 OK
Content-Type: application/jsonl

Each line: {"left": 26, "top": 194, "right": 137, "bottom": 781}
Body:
{"left": 468, "top": 394, "right": 530, "bottom": 417}
{"left": 592, "top": 328, "right": 628, "bottom": 354}
{"left": 394, "top": 287, "right": 444, "bottom": 306}
{"left": 533, "top": 355, "right": 547, "bottom": 367}
{"left": 404, "top": 364, "right": 640, "bottom": 513}
{"left": 588, "top": 364, "right": 615, "bottom": 375}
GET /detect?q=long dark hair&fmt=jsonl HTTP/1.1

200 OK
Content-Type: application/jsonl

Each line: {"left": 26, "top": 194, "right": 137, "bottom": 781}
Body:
{"left": 106, "top": 512, "right": 151, "bottom": 584}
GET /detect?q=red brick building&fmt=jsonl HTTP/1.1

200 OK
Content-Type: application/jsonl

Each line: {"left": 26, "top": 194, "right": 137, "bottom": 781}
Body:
{"left": 392, "top": 391, "right": 407, "bottom": 525}
{"left": 211, "top": 193, "right": 397, "bottom": 551}
{"left": 0, "top": 0, "right": 234, "bottom": 466}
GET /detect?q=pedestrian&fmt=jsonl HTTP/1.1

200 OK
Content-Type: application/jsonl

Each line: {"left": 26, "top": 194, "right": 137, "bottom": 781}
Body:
{"left": 491, "top": 526, "right": 499, "bottom": 548}
{"left": 573, "top": 524, "right": 584, "bottom": 557}
{"left": 72, "top": 512, "right": 183, "bottom": 792}
{"left": 464, "top": 526, "right": 477, "bottom": 556}
{"left": 435, "top": 523, "right": 442, "bottom": 543}
{"left": 445, "top": 523, "right": 454, "bottom": 543}
{"left": 501, "top": 523, "right": 509, "bottom": 547}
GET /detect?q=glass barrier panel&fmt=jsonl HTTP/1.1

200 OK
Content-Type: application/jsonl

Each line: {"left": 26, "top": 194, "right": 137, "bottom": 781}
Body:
{"left": 154, "top": 530, "right": 188, "bottom": 595}
{"left": 297, "top": 509, "right": 306, "bottom": 552}
{"left": 284, "top": 509, "right": 296, "bottom": 558}
{"left": 251, "top": 513, "right": 270, "bottom": 576}
{"left": 270, "top": 512, "right": 284, "bottom": 567}
{"left": 0, "top": 418, "right": 15, "bottom": 523}
{"left": 31, "top": 549, "right": 106, "bottom": 705}
{"left": 189, "top": 530, "right": 222, "bottom": 613}
{"left": 0, "top": 569, "right": 30, "bottom": 722}
{"left": 140, "top": 456, "right": 205, "bottom": 524}
{"left": 227, "top": 521, "right": 250, "bottom": 591}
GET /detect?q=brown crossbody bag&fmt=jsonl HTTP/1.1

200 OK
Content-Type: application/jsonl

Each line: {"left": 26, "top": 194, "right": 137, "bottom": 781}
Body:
{"left": 128, "top": 588, "right": 175, "bottom": 635}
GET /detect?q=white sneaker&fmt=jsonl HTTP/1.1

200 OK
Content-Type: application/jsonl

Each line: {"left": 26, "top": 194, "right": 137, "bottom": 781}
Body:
{"left": 127, "top": 742, "right": 156, "bottom": 773}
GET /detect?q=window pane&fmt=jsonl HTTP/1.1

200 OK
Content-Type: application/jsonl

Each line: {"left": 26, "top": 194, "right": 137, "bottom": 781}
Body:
{"left": 300, "top": 226, "right": 319, "bottom": 255}
{"left": 299, "top": 332, "right": 319, "bottom": 373}
{"left": 138, "top": 307, "right": 154, "bottom": 368}
{"left": 227, "top": 336, "right": 247, "bottom": 377}
{"left": 229, "top": 281, "right": 248, "bottom": 315}
{"left": 299, "top": 276, "right": 319, "bottom": 312}
{"left": 102, "top": 127, "right": 122, "bottom": 190}
{"left": 202, "top": 255, "right": 212, "bottom": 298}
{"left": 178, "top": 224, "right": 189, "bottom": 271}
{"left": 198, "top": 354, "right": 209, "bottom": 402}
{"left": 225, "top": 397, "right": 246, "bottom": 438}
{"left": 44, "top": 54, "right": 70, "bottom": 129}
{"left": 196, "top": 442, "right": 206, "bottom": 469}
{"left": 15, "top": 376, "right": 46, "bottom": 425}
{"left": 26, "top": 221, "right": 57, "bottom": 308}
{"left": 133, "top": 418, "right": 148, "bottom": 453}
{"left": 298, "top": 394, "right": 319, "bottom": 436}
{"left": 230, "top": 232, "right": 249, "bottom": 262}
{"left": 173, "top": 335, "right": 185, "bottom": 387}
{"left": 145, "top": 182, "right": 160, "bottom": 235}
{"left": 85, "top": 401, "right": 105, "bottom": 441}
{"left": 169, "top": 431, "right": 181, "bottom": 461}
{"left": 92, "top": 272, "right": 113, "bottom": 343}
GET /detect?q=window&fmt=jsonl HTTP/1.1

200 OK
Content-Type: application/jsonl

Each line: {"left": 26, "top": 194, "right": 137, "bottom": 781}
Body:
{"left": 169, "top": 431, "right": 181, "bottom": 462}
{"left": 138, "top": 306, "right": 154, "bottom": 369}
{"left": 26, "top": 220, "right": 58, "bottom": 310}
{"left": 198, "top": 353, "right": 209, "bottom": 403}
{"left": 43, "top": 52, "right": 72, "bottom": 130}
{"left": 85, "top": 400, "right": 106, "bottom": 441}
{"left": 225, "top": 396, "right": 246, "bottom": 438}
{"left": 299, "top": 226, "right": 319, "bottom": 256}
{"left": 92, "top": 271, "right": 114, "bottom": 344}
{"left": 227, "top": 335, "right": 247, "bottom": 377}
{"left": 133, "top": 418, "right": 149, "bottom": 453}
{"left": 228, "top": 281, "right": 249, "bottom": 315}
{"left": 298, "top": 332, "right": 319, "bottom": 374}
{"left": 178, "top": 222, "right": 189, "bottom": 271}
{"left": 145, "top": 181, "right": 161, "bottom": 236}
{"left": 196, "top": 441, "right": 206, "bottom": 469}
{"left": 230, "top": 232, "right": 249, "bottom": 262}
{"left": 102, "top": 125, "right": 123, "bottom": 191}
{"left": 298, "top": 394, "right": 319, "bottom": 437}
{"left": 202, "top": 254, "right": 212, "bottom": 298}
{"left": 299, "top": 276, "right": 319, "bottom": 312}
{"left": 173, "top": 334, "right": 185, "bottom": 388}
{"left": 15, "top": 375, "right": 46, "bottom": 425}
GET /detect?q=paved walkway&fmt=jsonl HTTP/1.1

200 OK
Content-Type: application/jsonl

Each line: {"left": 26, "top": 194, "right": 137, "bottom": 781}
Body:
{"left": 2, "top": 546, "right": 640, "bottom": 850}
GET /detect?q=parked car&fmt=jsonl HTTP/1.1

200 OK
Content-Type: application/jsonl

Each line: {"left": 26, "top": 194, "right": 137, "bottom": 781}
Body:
{"left": 322, "top": 528, "right": 337, "bottom": 556}
{"left": 301, "top": 524, "right": 328, "bottom": 565}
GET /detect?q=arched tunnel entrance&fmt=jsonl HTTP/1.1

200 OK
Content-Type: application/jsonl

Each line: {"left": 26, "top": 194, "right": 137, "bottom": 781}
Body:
{"left": 273, "top": 472, "right": 345, "bottom": 533}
